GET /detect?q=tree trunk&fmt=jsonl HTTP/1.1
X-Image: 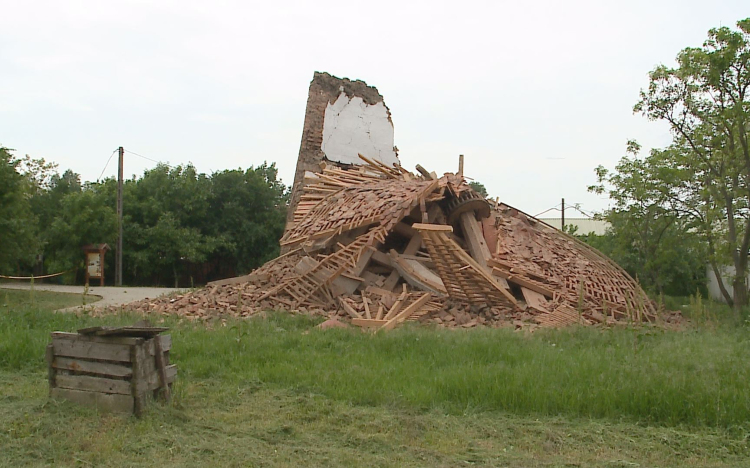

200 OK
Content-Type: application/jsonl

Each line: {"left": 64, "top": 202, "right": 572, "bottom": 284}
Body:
{"left": 732, "top": 256, "right": 748, "bottom": 316}
{"left": 710, "top": 260, "right": 734, "bottom": 306}
{"left": 173, "top": 266, "right": 179, "bottom": 289}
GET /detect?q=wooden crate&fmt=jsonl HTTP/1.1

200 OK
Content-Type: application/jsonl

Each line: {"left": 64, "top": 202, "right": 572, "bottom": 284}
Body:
{"left": 46, "top": 332, "right": 176, "bottom": 415}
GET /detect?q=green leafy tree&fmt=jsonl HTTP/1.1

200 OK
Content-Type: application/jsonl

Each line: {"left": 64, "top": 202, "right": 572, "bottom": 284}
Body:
{"left": 468, "top": 181, "right": 489, "bottom": 198}
{"left": 143, "top": 212, "right": 220, "bottom": 288}
{"left": 31, "top": 169, "right": 83, "bottom": 267}
{"left": 589, "top": 142, "right": 708, "bottom": 296}
{"left": 0, "top": 148, "right": 38, "bottom": 273}
{"left": 3, "top": 150, "right": 288, "bottom": 286}
{"left": 592, "top": 18, "right": 750, "bottom": 310}
{"left": 44, "top": 184, "right": 118, "bottom": 281}
{"left": 206, "top": 163, "right": 288, "bottom": 276}
{"left": 120, "top": 163, "right": 221, "bottom": 286}
{"left": 10, "top": 153, "right": 85, "bottom": 278}
{"left": 118, "top": 162, "right": 287, "bottom": 286}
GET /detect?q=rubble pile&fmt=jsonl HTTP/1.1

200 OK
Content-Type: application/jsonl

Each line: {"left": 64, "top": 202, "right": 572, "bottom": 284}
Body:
{"left": 95, "top": 156, "right": 661, "bottom": 330}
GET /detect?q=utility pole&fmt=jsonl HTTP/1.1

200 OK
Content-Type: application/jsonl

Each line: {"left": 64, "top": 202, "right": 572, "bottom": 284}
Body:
{"left": 561, "top": 197, "right": 565, "bottom": 231}
{"left": 115, "top": 146, "right": 124, "bottom": 286}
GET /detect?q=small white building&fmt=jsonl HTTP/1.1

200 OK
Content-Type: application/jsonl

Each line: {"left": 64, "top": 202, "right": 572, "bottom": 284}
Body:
{"left": 538, "top": 218, "right": 610, "bottom": 236}
{"left": 706, "top": 265, "right": 748, "bottom": 302}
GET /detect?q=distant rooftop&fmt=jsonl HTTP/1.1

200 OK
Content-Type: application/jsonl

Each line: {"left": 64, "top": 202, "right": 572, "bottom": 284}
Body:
{"left": 538, "top": 218, "right": 609, "bottom": 236}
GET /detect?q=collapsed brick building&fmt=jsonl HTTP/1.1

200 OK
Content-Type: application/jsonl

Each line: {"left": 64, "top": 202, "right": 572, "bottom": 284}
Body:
{"left": 286, "top": 72, "right": 400, "bottom": 232}
{"left": 101, "top": 73, "right": 661, "bottom": 330}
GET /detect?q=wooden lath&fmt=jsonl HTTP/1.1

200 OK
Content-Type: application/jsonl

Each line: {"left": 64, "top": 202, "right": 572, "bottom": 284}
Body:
{"left": 261, "top": 227, "right": 387, "bottom": 308}
{"left": 412, "top": 224, "right": 518, "bottom": 307}
{"left": 490, "top": 203, "right": 656, "bottom": 323}
{"left": 296, "top": 163, "right": 397, "bottom": 223}
{"left": 281, "top": 178, "right": 439, "bottom": 248}
{"left": 292, "top": 156, "right": 419, "bottom": 224}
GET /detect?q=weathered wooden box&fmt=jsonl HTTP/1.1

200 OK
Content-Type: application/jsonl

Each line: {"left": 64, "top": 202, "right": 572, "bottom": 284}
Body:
{"left": 46, "top": 331, "right": 176, "bottom": 415}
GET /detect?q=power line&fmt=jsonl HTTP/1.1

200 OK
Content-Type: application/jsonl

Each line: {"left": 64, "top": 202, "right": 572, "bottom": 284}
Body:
{"left": 570, "top": 205, "right": 594, "bottom": 218}
{"left": 533, "top": 206, "right": 561, "bottom": 217}
{"left": 124, "top": 149, "right": 171, "bottom": 167}
{"left": 533, "top": 203, "right": 596, "bottom": 219}
{"left": 96, "top": 149, "right": 119, "bottom": 182}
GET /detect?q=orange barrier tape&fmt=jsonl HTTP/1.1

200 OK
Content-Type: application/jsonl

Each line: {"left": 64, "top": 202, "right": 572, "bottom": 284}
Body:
{"left": 0, "top": 269, "right": 76, "bottom": 280}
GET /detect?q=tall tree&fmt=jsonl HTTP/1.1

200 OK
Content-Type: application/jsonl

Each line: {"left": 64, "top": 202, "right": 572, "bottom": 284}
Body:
{"left": 0, "top": 148, "right": 38, "bottom": 273}
{"left": 590, "top": 142, "right": 708, "bottom": 296}
{"left": 120, "top": 163, "right": 221, "bottom": 286}
{"left": 206, "top": 163, "right": 288, "bottom": 276}
{"left": 44, "top": 184, "right": 118, "bottom": 279}
{"left": 629, "top": 18, "right": 750, "bottom": 309}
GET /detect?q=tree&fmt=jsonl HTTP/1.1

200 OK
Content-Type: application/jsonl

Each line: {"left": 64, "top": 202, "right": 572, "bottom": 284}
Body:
{"left": 0, "top": 148, "right": 38, "bottom": 273}
{"left": 0, "top": 149, "right": 289, "bottom": 286}
{"left": 120, "top": 163, "right": 222, "bottom": 286}
{"left": 468, "top": 181, "right": 489, "bottom": 198}
{"left": 590, "top": 142, "right": 708, "bottom": 296}
{"left": 620, "top": 18, "right": 750, "bottom": 310}
{"left": 143, "top": 212, "right": 220, "bottom": 288}
{"left": 206, "top": 163, "right": 288, "bottom": 276}
{"left": 117, "top": 161, "right": 287, "bottom": 286}
{"left": 31, "top": 169, "right": 83, "bottom": 265}
{"left": 44, "top": 184, "right": 118, "bottom": 281}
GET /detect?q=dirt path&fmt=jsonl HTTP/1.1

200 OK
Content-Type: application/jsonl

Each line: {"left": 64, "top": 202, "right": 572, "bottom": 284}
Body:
{"left": 0, "top": 283, "right": 185, "bottom": 311}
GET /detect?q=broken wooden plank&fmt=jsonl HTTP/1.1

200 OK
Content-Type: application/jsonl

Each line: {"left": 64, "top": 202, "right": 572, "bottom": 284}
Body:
{"left": 338, "top": 297, "right": 362, "bottom": 319}
{"left": 491, "top": 267, "right": 554, "bottom": 298}
{"left": 351, "top": 318, "right": 388, "bottom": 328}
{"left": 362, "top": 293, "right": 371, "bottom": 319}
{"left": 383, "top": 286, "right": 409, "bottom": 320}
{"left": 458, "top": 211, "right": 492, "bottom": 268}
{"left": 411, "top": 223, "right": 453, "bottom": 232}
{"left": 389, "top": 250, "right": 446, "bottom": 295}
{"left": 415, "top": 164, "right": 433, "bottom": 180}
{"left": 521, "top": 287, "right": 550, "bottom": 313}
{"left": 381, "top": 293, "right": 432, "bottom": 331}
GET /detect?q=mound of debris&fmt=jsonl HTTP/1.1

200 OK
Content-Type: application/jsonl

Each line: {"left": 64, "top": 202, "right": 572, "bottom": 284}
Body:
{"left": 95, "top": 156, "right": 659, "bottom": 330}
{"left": 94, "top": 72, "right": 664, "bottom": 330}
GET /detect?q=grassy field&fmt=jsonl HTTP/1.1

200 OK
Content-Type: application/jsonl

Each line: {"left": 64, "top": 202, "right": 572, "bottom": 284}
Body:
{"left": 1, "top": 293, "right": 749, "bottom": 467}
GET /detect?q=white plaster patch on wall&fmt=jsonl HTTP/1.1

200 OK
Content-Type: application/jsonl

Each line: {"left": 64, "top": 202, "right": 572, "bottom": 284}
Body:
{"left": 321, "top": 92, "right": 399, "bottom": 166}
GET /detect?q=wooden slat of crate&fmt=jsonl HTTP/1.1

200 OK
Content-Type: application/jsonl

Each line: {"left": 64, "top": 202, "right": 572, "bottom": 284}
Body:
{"left": 50, "top": 387, "right": 134, "bottom": 413}
{"left": 52, "top": 331, "right": 171, "bottom": 350}
{"left": 52, "top": 331, "right": 142, "bottom": 346}
{"left": 55, "top": 374, "right": 132, "bottom": 395}
{"left": 141, "top": 364, "right": 177, "bottom": 391}
{"left": 144, "top": 335, "right": 172, "bottom": 356}
{"left": 51, "top": 333, "right": 171, "bottom": 363}
{"left": 52, "top": 356, "right": 132, "bottom": 378}
{"left": 52, "top": 337, "right": 132, "bottom": 362}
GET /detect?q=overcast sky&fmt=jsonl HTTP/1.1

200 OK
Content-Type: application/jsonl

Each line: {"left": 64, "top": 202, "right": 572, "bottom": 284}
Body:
{"left": 2, "top": 1, "right": 747, "bottom": 217}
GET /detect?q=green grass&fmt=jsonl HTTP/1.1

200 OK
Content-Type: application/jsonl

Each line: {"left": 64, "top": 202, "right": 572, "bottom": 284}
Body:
{"left": 1, "top": 294, "right": 749, "bottom": 466}
{"left": 163, "top": 315, "right": 750, "bottom": 427}
{"left": 2, "top": 370, "right": 748, "bottom": 467}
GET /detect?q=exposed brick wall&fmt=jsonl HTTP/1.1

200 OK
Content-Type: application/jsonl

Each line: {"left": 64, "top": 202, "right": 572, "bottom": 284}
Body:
{"left": 285, "top": 72, "right": 398, "bottom": 234}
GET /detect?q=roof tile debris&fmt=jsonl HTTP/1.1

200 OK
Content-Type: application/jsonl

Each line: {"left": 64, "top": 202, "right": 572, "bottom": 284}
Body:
{"left": 95, "top": 155, "right": 667, "bottom": 331}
